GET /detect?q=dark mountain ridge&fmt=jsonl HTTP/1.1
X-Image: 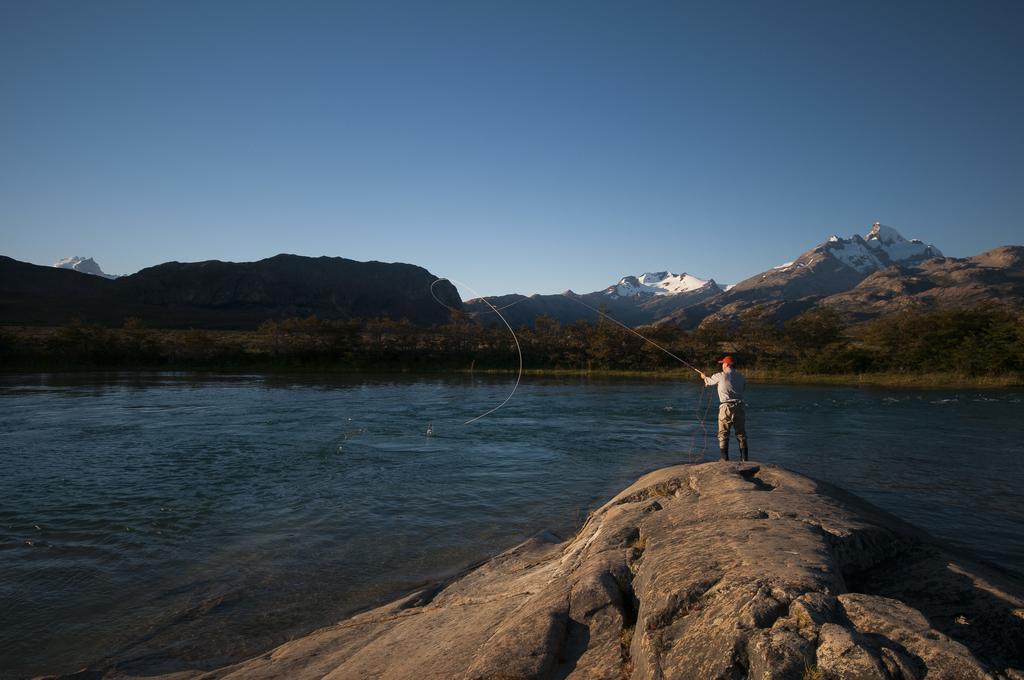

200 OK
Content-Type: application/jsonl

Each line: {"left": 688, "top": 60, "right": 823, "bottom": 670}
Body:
{"left": 0, "top": 254, "right": 460, "bottom": 328}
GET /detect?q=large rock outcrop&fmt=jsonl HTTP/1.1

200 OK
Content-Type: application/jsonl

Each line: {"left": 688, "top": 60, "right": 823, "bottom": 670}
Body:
{"left": 99, "top": 463, "right": 1024, "bottom": 679}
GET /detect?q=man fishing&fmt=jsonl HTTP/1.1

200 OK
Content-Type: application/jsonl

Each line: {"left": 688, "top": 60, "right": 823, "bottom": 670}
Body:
{"left": 698, "top": 356, "right": 748, "bottom": 462}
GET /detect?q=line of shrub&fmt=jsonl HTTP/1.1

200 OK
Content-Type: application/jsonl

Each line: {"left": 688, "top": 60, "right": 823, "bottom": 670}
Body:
{"left": 2, "top": 307, "right": 1022, "bottom": 381}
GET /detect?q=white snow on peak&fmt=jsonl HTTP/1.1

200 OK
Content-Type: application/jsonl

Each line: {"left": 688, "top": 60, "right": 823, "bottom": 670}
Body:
{"left": 863, "top": 222, "right": 943, "bottom": 262}
{"left": 607, "top": 271, "right": 712, "bottom": 297}
{"left": 53, "top": 256, "right": 118, "bottom": 279}
{"left": 805, "top": 223, "right": 943, "bottom": 274}
{"left": 773, "top": 261, "right": 795, "bottom": 270}
{"left": 865, "top": 222, "right": 906, "bottom": 245}
{"left": 823, "top": 238, "right": 886, "bottom": 273}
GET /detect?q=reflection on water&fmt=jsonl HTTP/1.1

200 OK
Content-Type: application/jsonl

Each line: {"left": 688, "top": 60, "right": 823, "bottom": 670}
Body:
{"left": 1, "top": 373, "right": 1021, "bottom": 678}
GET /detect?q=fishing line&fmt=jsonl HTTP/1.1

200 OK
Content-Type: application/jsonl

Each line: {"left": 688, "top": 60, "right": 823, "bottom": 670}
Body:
{"left": 479, "top": 297, "right": 531, "bottom": 313}
{"left": 430, "top": 278, "right": 523, "bottom": 425}
{"left": 689, "top": 382, "right": 716, "bottom": 462}
{"left": 429, "top": 279, "right": 530, "bottom": 314}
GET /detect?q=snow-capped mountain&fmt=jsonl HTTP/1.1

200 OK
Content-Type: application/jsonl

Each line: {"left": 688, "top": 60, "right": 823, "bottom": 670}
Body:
{"left": 605, "top": 271, "right": 719, "bottom": 298}
{"left": 738, "top": 222, "right": 941, "bottom": 295}
{"left": 53, "top": 256, "right": 118, "bottom": 279}
{"left": 677, "top": 222, "right": 949, "bottom": 328}
{"left": 768, "top": 223, "right": 942, "bottom": 277}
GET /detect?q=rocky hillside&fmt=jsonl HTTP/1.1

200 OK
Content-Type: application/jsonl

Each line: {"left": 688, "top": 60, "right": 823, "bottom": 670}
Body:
{"left": 821, "top": 246, "right": 1024, "bottom": 321}
{"left": 95, "top": 462, "right": 1024, "bottom": 680}
{"left": 676, "top": 245, "right": 1024, "bottom": 329}
{"left": 0, "top": 254, "right": 460, "bottom": 328}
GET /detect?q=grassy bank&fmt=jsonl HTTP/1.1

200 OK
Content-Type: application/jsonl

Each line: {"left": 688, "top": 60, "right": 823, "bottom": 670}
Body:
{"left": 742, "top": 369, "right": 1024, "bottom": 388}
{"left": 466, "top": 367, "right": 1024, "bottom": 388}
{"left": 1, "top": 361, "right": 1020, "bottom": 388}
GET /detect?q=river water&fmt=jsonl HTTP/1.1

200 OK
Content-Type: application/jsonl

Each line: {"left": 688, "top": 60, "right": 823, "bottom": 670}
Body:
{"left": 1, "top": 373, "right": 1021, "bottom": 678}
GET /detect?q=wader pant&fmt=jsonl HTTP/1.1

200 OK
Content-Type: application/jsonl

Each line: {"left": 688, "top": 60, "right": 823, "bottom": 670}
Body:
{"left": 718, "top": 401, "right": 748, "bottom": 460}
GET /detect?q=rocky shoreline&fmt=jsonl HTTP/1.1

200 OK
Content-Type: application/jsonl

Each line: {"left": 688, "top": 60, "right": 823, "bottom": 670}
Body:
{"left": 70, "top": 462, "right": 1024, "bottom": 679}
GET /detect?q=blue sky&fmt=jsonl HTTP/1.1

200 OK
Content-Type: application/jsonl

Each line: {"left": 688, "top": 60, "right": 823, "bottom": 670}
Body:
{"left": 2, "top": 1, "right": 1022, "bottom": 296}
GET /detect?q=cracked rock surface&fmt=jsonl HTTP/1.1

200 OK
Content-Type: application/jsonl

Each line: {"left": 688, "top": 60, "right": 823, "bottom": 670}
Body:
{"left": 99, "top": 462, "right": 1024, "bottom": 680}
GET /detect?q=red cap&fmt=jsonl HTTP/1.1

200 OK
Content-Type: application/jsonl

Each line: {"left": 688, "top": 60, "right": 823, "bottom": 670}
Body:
{"left": 720, "top": 356, "right": 734, "bottom": 365}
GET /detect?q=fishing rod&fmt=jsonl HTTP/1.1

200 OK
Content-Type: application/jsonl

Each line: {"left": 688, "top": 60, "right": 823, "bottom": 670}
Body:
{"left": 559, "top": 293, "right": 704, "bottom": 375}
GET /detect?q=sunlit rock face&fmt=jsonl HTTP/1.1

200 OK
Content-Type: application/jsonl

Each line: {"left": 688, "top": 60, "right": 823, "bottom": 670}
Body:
{"left": 110, "top": 462, "right": 1022, "bottom": 680}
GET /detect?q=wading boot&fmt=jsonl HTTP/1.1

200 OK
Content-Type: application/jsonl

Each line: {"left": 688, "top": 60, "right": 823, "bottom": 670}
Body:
{"left": 720, "top": 444, "right": 729, "bottom": 461}
{"left": 740, "top": 447, "right": 749, "bottom": 462}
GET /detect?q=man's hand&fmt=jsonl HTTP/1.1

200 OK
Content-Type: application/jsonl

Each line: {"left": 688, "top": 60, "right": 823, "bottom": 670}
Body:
{"left": 699, "top": 371, "right": 707, "bottom": 381}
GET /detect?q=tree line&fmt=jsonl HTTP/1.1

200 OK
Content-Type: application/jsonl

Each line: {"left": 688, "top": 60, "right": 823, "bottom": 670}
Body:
{"left": 1, "top": 307, "right": 1022, "bottom": 377}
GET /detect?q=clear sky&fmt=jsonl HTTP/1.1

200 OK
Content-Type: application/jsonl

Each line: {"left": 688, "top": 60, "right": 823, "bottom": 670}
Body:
{"left": 2, "top": 1, "right": 1022, "bottom": 296}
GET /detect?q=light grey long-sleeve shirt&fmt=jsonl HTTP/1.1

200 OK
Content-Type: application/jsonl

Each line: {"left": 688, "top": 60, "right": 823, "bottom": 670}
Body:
{"left": 703, "top": 367, "right": 746, "bottom": 403}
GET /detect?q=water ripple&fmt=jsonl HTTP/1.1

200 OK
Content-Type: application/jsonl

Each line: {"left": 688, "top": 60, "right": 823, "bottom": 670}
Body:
{"left": 0, "top": 373, "right": 1021, "bottom": 679}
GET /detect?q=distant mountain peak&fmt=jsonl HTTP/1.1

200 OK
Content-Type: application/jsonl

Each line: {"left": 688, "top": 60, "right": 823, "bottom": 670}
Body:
{"left": 786, "top": 223, "right": 944, "bottom": 275}
{"left": 866, "top": 221, "right": 905, "bottom": 245}
{"left": 606, "top": 271, "right": 717, "bottom": 298}
{"left": 53, "top": 256, "right": 118, "bottom": 279}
